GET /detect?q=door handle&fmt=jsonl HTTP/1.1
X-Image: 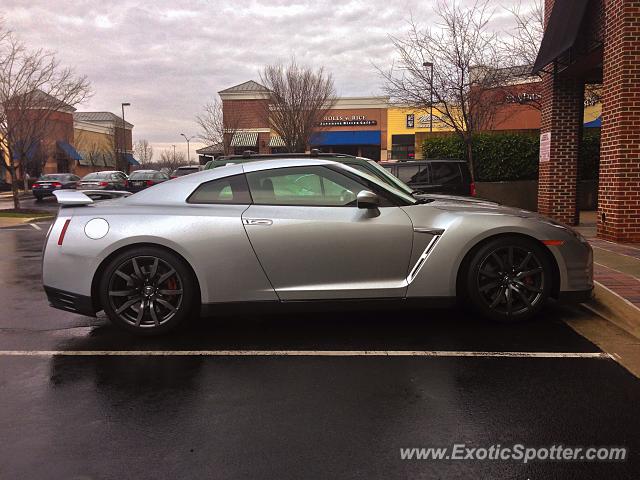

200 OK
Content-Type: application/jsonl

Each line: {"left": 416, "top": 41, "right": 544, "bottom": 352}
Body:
{"left": 243, "top": 218, "right": 273, "bottom": 226}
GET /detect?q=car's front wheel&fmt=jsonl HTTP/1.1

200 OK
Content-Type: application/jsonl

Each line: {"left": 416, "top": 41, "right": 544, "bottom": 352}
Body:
{"left": 99, "top": 247, "right": 196, "bottom": 334}
{"left": 465, "top": 237, "right": 552, "bottom": 322}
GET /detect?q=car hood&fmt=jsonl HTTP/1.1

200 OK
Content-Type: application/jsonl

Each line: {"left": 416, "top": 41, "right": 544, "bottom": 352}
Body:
{"left": 414, "top": 193, "right": 499, "bottom": 206}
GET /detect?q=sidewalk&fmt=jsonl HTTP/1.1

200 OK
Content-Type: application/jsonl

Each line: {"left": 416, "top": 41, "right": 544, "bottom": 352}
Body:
{"left": 576, "top": 211, "right": 640, "bottom": 338}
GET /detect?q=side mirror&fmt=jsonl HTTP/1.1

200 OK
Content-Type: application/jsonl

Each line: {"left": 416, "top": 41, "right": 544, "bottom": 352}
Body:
{"left": 357, "top": 190, "right": 380, "bottom": 209}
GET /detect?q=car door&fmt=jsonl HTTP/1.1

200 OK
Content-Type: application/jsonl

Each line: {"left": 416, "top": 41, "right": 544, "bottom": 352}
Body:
{"left": 241, "top": 164, "right": 414, "bottom": 300}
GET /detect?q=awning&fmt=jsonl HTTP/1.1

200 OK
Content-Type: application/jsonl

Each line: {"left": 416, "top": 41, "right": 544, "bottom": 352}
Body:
{"left": 532, "top": 0, "right": 589, "bottom": 74}
{"left": 268, "top": 135, "right": 286, "bottom": 147}
{"left": 310, "top": 130, "right": 380, "bottom": 146}
{"left": 584, "top": 116, "right": 601, "bottom": 128}
{"left": 230, "top": 131, "right": 258, "bottom": 147}
{"left": 12, "top": 142, "right": 38, "bottom": 161}
{"left": 124, "top": 153, "right": 140, "bottom": 166}
{"left": 57, "top": 141, "right": 83, "bottom": 161}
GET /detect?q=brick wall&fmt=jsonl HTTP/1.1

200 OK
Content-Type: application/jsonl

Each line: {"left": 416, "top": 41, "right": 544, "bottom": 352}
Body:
{"left": 598, "top": 0, "right": 640, "bottom": 242}
{"left": 223, "top": 99, "right": 270, "bottom": 130}
{"left": 537, "top": 0, "right": 583, "bottom": 225}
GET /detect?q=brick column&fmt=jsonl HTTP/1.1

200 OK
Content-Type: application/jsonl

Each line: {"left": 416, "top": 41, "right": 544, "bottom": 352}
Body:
{"left": 598, "top": 0, "right": 640, "bottom": 243}
{"left": 538, "top": 73, "right": 584, "bottom": 226}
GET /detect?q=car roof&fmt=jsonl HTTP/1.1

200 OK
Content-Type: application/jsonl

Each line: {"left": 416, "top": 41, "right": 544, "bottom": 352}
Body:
{"left": 175, "top": 165, "right": 200, "bottom": 169}
{"left": 381, "top": 159, "right": 466, "bottom": 164}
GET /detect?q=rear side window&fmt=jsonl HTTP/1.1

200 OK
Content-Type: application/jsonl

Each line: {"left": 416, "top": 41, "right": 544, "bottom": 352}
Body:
{"left": 396, "top": 165, "right": 428, "bottom": 184}
{"left": 188, "top": 174, "right": 252, "bottom": 204}
{"left": 430, "top": 163, "right": 462, "bottom": 185}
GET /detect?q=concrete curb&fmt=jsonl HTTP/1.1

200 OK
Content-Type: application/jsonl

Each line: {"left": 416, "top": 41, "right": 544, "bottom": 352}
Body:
{"left": 0, "top": 215, "right": 54, "bottom": 228}
{"left": 583, "top": 281, "right": 640, "bottom": 340}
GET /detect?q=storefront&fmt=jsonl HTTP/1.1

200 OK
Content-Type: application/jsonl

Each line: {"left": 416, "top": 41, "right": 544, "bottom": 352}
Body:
{"left": 386, "top": 106, "right": 452, "bottom": 160}
{"left": 310, "top": 97, "right": 388, "bottom": 161}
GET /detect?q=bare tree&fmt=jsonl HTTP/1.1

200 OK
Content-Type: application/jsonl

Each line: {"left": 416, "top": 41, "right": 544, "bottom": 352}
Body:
{"left": 379, "top": 1, "right": 507, "bottom": 180}
{"left": 156, "top": 148, "right": 187, "bottom": 172}
{"left": 0, "top": 23, "right": 91, "bottom": 208}
{"left": 196, "top": 98, "right": 240, "bottom": 155}
{"left": 259, "top": 59, "right": 336, "bottom": 153}
{"left": 134, "top": 139, "right": 154, "bottom": 165}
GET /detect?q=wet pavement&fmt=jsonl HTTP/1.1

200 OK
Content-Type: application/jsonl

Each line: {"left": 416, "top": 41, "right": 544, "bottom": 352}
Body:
{"left": 1, "top": 221, "right": 639, "bottom": 479}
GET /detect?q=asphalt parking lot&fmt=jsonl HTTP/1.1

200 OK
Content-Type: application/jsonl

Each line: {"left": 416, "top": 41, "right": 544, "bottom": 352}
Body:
{"left": 1, "top": 221, "right": 639, "bottom": 479}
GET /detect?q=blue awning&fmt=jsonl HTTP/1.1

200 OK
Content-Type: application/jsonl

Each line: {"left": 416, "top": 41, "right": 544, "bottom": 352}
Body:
{"left": 57, "top": 141, "right": 83, "bottom": 161}
{"left": 310, "top": 130, "right": 380, "bottom": 146}
{"left": 124, "top": 153, "right": 140, "bottom": 166}
{"left": 584, "top": 116, "right": 601, "bottom": 128}
{"left": 12, "top": 142, "right": 38, "bottom": 161}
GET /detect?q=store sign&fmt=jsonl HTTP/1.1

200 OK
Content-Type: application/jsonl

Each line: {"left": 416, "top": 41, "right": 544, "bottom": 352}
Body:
{"left": 506, "top": 92, "right": 542, "bottom": 103}
{"left": 406, "top": 114, "right": 414, "bottom": 128}
{"left": 319, "top": 115, "right": 377, "bottom": 127}
{"left": 417, "top": 113, "right": 444, "bottom": 127}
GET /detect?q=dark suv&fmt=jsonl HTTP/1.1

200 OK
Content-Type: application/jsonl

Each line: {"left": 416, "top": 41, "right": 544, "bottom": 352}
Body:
{"left": 380, "top": 160, "right": 474, "bottom": 196}
{"left": 205, "top": 152, "right": 475, "bottom": 197}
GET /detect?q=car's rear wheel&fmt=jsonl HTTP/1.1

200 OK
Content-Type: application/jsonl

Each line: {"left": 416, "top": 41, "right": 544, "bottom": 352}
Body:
{"left": 99, "top": 247, "right": 195, "bottom": 334}
{"left": 465, "top": 237, "right": 552, "bottom": 322}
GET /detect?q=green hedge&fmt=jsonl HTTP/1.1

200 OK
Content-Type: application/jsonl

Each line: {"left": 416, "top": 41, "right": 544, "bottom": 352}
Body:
{"left": 421, "top": 130, "right": 601, "bottom": 182}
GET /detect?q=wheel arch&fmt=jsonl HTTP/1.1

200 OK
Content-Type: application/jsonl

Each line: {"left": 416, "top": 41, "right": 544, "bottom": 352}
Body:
{"left": 91, "top": 242, "right": 202, "bottom": 313}
{"left": 455, "top": 232, "right": 561, "bottom": 300}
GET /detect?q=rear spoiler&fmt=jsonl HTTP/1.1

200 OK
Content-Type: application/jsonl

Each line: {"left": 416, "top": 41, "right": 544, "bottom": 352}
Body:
{"left": 53, "top": 190, "right": 132, "bottom": 206}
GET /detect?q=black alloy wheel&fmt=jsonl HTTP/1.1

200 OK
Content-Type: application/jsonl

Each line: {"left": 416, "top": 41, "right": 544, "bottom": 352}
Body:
{"left": 100, "top": 247, "right": 195, "bottom": 334}
{"left": 466, "top": 237, "right": 552, "bottom": 322}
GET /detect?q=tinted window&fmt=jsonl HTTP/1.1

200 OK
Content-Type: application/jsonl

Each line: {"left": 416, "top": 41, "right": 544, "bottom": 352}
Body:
{"left": 39, "top": 174, "right": 66, "bottom": 181}
{"left": 188, "top": 174, "right": 252, "bottom": 204}
{"left": 129, "top": 171, "right": 156, "bottom": 180}
{"left": 396, "top": 165, "right": 427, "bottom": 184}
{"left": 431, "top": 163, "right": 462, "bottom": 185}
{"left": 246, "top": 166, "right": 368, "bottom": 207}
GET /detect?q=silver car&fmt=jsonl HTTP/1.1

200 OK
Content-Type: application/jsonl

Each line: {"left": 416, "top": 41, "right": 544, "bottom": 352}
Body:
{"left": 44, "top": 158, "right": 593, "bottom": 335}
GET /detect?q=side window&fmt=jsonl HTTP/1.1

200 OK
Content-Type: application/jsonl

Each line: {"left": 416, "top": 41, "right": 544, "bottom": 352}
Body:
{"left": 187, "top": 174, "right": 252, "bottom": 204}
{"left": 431, "top": 163, "right": 462, "bottom": 185}
{"left": 246, "top": 166, "right": 370, "bottom": 207}
{"left": 396, "top": 165, "right": 422, "bottom": 184}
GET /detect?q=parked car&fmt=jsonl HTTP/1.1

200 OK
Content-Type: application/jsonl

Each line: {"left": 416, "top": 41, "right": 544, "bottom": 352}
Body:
{"left": 32, "top": 173, "right": 80, "bottom": 201}
{"left": 125, "top": 170, "right": 170, "bottom": 193}
{"left": 170, "top": 166, "right": 201, "bottom": 179}
{"left": 380, "top": 160, "right": 474, "bottom": 196}
{"left": 77, "top": 171, "right": 128, "bottom": 191}
{"left": 45, "top": 157, "right": 593, "bottom": 335}
{"left": 205, "top": 152, "right": 475, "bottom": 198}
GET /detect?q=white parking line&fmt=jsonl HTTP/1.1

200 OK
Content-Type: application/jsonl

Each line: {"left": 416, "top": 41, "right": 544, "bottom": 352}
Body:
{"left": 0, "top": 350, "right": 613, "bottom": 358}
{"left": 29, "top": 223, "right": 42, "bottom": 231}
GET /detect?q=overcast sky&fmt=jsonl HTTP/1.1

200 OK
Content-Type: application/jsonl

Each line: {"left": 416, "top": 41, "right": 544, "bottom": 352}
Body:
{"left": 4, "top": 0, "right": 526, "bottom": 159}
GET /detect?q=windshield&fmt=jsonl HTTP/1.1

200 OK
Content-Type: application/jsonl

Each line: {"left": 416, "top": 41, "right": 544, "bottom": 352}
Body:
{"left": 337, "top": 163, "right": 417, "bottom": 205}
{"left": 365, "top": 160, "right": 415, "bottom": 195}
{"left": 39, "top": 174, "right": 66, "bottom": 181}
{"left": 82, "top": 172, "right": 112, "bottom": 180}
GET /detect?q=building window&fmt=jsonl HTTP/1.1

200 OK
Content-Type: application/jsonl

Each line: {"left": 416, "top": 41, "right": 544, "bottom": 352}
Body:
{"left": 391, "top": 134, "right": 415, "bottom": 160}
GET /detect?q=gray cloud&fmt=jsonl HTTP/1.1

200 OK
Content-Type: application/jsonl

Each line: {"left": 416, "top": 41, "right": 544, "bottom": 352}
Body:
{"left": 4, "top": 0, "right": 531, "bottom": 157}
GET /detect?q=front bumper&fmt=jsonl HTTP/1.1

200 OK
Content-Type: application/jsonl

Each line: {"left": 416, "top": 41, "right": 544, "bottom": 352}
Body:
{"left": 44, "top": 286, "right": 97, "bottom": 317}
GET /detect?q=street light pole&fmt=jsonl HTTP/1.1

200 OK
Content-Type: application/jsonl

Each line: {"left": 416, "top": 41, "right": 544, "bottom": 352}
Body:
{"left": 171, "top": 144, "right": 176, "bottom": 163}
{"left": 423, "top": 62, "right": 434, "bottom": 133}
{"left": 180, "top": 133, "right": 196, "bottom": 164}
{"left": 121, "top": 102, "right": 131, "bottom": 171}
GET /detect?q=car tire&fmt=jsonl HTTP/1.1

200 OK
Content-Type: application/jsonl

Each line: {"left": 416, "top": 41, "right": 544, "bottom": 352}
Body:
{"left": 99, "top": 246, "right": 196, "bottom": 335}
{"left": 465, "top": 236, "right": 552, "bottom": 322}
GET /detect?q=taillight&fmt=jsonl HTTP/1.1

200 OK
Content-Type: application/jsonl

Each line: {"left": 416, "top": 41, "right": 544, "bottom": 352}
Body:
{"left": 51, "top": 182, "right": 62, "bottom": 188}
{"left": 170, "top": 176, "right": 177, "bottom": 179}
{"left": 146, "top": 180, "right": 154, "bottom": 186}
{"left": 99, "top": 181, "right": 109, "bottom": 187}
{"left": 124, "top": 180, "right": 128, "bottom": 187}
{"left": 470, "top": 182, "right": 476, "bottom": 197}
{"left": 58, "top": 219, "right": 71, "bottom": 246}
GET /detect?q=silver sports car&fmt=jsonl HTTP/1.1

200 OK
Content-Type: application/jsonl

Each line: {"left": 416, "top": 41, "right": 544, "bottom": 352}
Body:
{"left": 44, "top": 158, "right": 593, "bottom": 334}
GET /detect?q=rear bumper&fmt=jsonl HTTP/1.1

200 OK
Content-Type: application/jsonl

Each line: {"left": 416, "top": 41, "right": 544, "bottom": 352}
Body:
{"left": 44, "top": 286, "right": 96, "bottom": 317}
{"left": 557, "top": 288, "right": 594, "bottom": 304}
